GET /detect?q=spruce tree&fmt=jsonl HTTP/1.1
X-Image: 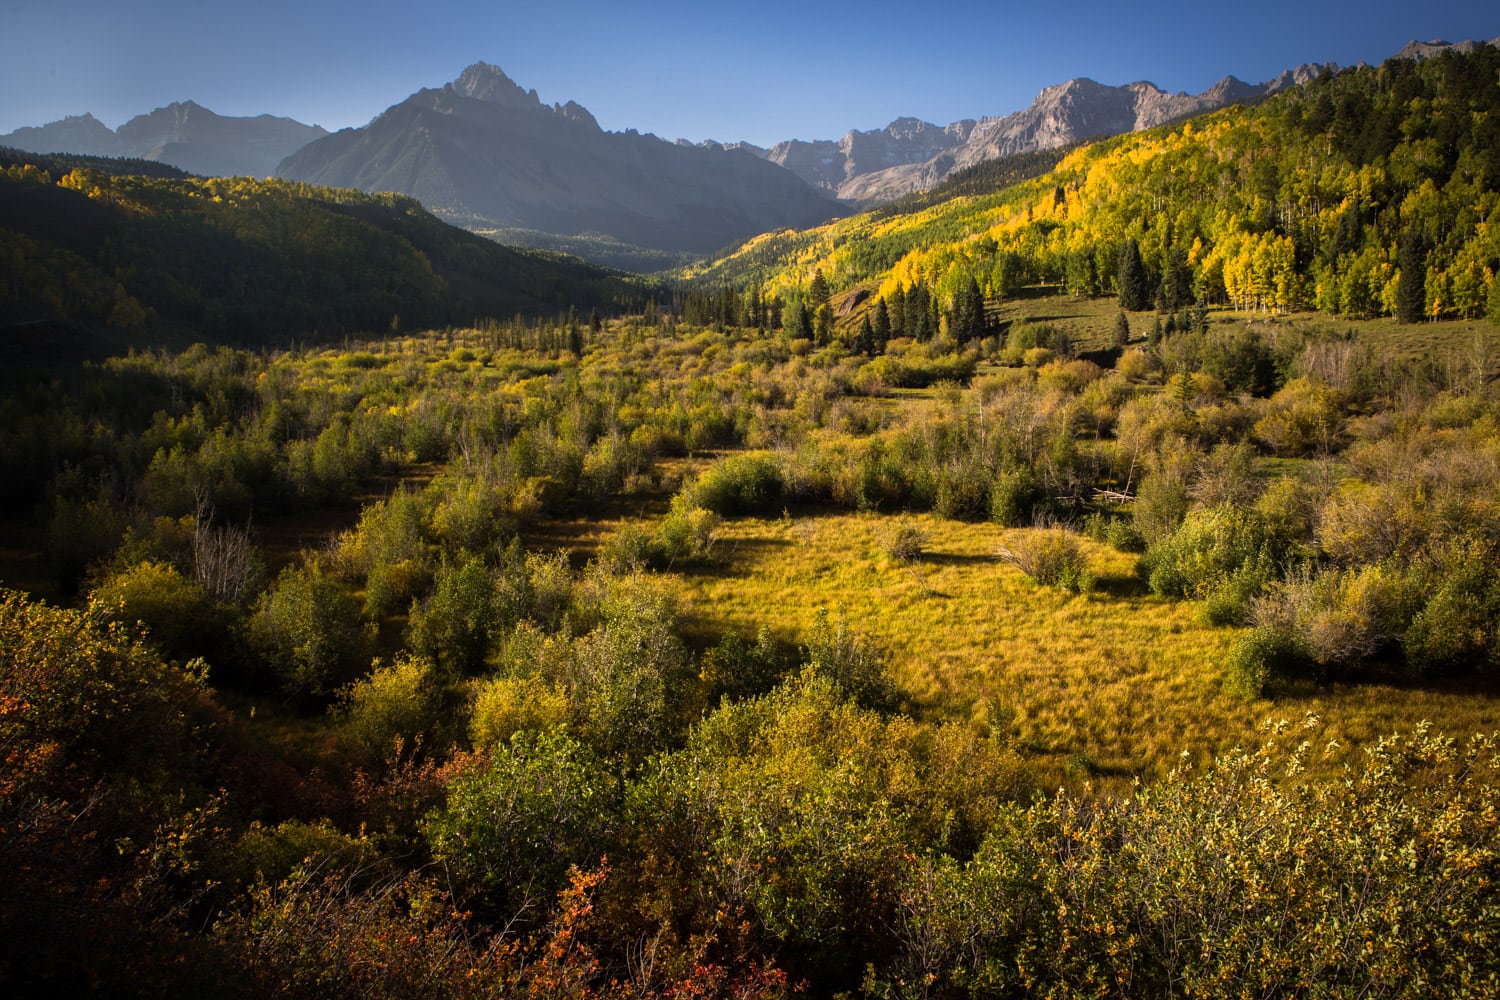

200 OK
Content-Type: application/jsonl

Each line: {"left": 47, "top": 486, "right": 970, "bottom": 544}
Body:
{"left": 872, "top": 297, "right": 891, "bottom": 348}
{"left": 1118, "top": 238, "right": 1150, "bottom": 312}
{"left": 1397, "top": 229, "right": 1427, "bottom": 324}
{"left": 809, "top": 269, "right": 830, "bottom": 308}
{"left": 1114, "top": 310, "right": 1131, "bottom": 348}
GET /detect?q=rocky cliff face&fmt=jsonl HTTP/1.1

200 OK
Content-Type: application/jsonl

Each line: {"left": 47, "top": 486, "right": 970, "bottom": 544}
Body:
{"left": 275, "top": 63, "right": 843, "bottom": 257}
{"left": 764, "top": 66, "right": 1331, "bottom": 206}
{"left": 1, "top": 103, "right": 327, "bottom": 177}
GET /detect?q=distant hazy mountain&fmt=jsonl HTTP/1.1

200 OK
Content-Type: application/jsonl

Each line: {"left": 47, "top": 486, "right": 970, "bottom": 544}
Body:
{"left": 1392, "top": 37, "right": 1500, "bottom": 60}
{"left": 1, "top": 102, "right": 327, "bottom": 177}
{"left": 763, "top": 67, "right": 1331, "bottom": 207}
{"left": 276, "top": 63, "right": 843, "bottom": 259}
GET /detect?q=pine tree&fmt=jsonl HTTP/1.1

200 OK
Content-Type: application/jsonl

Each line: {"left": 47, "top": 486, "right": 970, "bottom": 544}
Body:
{"left": 857, "top": 314, "right": 875, "bottom": 356}
{"left": 1397, "top": 229, "right": 1427, "bottom": 324}
{"left": 1118, "top": 238, "right": 1150, "bottom": 311}
{"left": 906, "top": 282, "right": 931, "bottom": 341}
{"left": 809, "top": 268, "right": 830, "bottom": 308}
{"left": 889, "top": 286, "right": 906, "bottom": 338}
{"left": 872, "top": 297, "right": 891, "bottom": 347}
{"left": 1113, "top": 310, "right": 1131, "bottom": 348}
{"left": 788, "top": 300, "right": 812, "bottom": 340}
{"left": 952, "top": 275, "right": 986, "bottom": 341}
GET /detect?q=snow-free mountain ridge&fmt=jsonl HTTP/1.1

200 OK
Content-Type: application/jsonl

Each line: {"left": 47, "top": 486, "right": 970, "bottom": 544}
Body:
{"left": 274, "top": 63, "right": 843, "bottom": 259}
{"left": 1, "top": 102, "right": 328, "bottom": 178}
{"left": 756, "top": 65, "right": 1332, "bottom": 206}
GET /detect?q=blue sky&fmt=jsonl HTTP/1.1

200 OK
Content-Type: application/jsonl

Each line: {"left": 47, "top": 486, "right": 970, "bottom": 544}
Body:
{"left": 2, "top": 1, "right": 1496, "bottom": 146}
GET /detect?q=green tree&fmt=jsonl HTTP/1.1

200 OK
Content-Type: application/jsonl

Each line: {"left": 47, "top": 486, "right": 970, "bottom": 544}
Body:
{"left": 1397, "top": 229, "right": 1428, "bottom": 324}
{"left": 1117, "top": 237, "right": 1150, "bottom": 311}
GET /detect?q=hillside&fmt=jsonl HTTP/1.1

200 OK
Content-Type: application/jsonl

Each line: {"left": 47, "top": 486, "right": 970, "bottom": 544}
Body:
{"left": 276, "top": 63, "right": 845, "bottom": 265}
{"left": 1, "top": 102, "right": 327, "bottom": 178}
{"left": 0, "top": 148, "right": 659, "bottom": 359}
{"left": 684, "top": 44, "right": 1500, "bottom": 329}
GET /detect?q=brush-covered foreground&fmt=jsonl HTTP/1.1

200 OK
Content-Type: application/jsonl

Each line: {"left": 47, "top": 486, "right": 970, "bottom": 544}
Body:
{"left": 4, "top": 305, "right": 1500, "bottom": 997}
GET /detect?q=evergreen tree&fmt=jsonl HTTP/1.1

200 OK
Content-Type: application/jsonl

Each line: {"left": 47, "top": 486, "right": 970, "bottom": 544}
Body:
{"left": 1114, "top": 310, "right": 1131, "bottom": 348}
{"left": 814, "top": 302, "right": 835, "bottom": 346}
{"left": 809, "top": 269, "right": 831, "bottom": 308}
{"left": 906, "top": 282, "right": 932, "bottom": 341}
{"left": 889, "top": 285, "right": 906, "bottom": 338}
{"left": 1148, "top": 315, "right": 1163, "bottom": 351}
{"left": 1397, "top": 229, "right": 1427, "bottom": 324}
{"left": 787, "top": 300, "right": 812, "bottom": 340}
{"left": 951, "top": 275, "right": 986, "bottom": 341}
{"left": 1162, "top": 245, "right": 1192, "bottom": 311}
{"left": 872, "top": 297, "right": 891, "bottom": 347}
{"left": 1118, "top": 238, "right": 1150, "bottom": 311}
{"left": 857, "top": 314, "right": 875, "bottom": 356}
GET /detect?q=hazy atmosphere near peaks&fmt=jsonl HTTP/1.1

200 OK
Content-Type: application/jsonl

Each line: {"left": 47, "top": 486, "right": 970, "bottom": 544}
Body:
{"left": 3, "top": 0, "right": 1497, "bottom": 144}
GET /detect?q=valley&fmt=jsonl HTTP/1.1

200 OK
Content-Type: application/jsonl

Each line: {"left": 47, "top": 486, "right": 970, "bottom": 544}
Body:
{"left": 3, "top": 35, "right": 1500, "bottom": 1000}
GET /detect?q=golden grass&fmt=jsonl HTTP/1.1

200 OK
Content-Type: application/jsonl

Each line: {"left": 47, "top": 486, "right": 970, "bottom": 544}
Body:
{"left": 671, "top": 511, "right": 1500, "bottom": 783}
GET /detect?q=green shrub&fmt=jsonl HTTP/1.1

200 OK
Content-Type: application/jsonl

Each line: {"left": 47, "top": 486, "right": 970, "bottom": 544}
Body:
{"left": 988, "top": 466, "right": 1038, "bottom": 527}
{"left": 246, "top": 565, "right": 373, "bottom": 699}
{"left": 331, "top": 654, "right": 441, "bottom": 760}
{"left": 1404, "top": 541, "right": 1500, "bottom": 674}
{"left": 688, "top": 451, "right": 785, "bottom": 515}
{"left": 425, "top": 728, "right": 612, "bottom": 921}
{"left": 996, "top": 526, "right": 1094, "bottom": 593}
{"left": 405, "top": 555, "right": 499, "bottom": 679}
{"left": 1224, "top": 625, "right": 1302, "bottom": 698}
{"left": 1140, "top": 504, "right": 1285, "bottom": 602}
{"left": 90, "top": 559, "right": 229, "bottom": 663}
{"left": 654, "top": 492, "right": 720, "bottom": 567}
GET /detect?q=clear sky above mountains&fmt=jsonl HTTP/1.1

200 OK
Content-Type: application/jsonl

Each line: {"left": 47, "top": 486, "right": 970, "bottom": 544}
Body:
{"left": 2, "top": 0, "right": 1496, "bottom": 146}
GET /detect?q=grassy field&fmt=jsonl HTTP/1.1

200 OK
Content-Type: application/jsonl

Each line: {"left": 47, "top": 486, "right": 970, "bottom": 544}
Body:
{"left": 662, "top": 509, "right": 1500, "bottom": 786}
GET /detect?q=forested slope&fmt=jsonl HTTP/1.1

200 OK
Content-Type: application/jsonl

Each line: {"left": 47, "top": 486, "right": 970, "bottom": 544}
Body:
{"left": 685, "top": 46, "right": 1500, "bottom": 327}
{"left": 0, "top": 151, "right": 658, "bottom": 354}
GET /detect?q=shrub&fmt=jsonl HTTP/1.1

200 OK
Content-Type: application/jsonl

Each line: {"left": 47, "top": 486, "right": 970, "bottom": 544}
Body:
{"left": 331, "top": 654, "right": 441, "bottom": 760}
{"left": 801, "top": 608, "right": 897, "bottom": 710}
{"left": 468, "top": 674, "right": 572, "bottom": 747}
{"left": 405, "top": 555, "right": 499, "bottom": 679}
{"left": 878, "top": 517, "right": 927, "bottom": 564}
{"left": 1404, "top": 540, "right": 1500, "bottom": 674}
{"left": 988, "top": 466, "right": 1038, "bottom": 527}
{"left": 1224, "top": 625, "right": 1302, "bottom": 698}
{"left": 246, "top": 565, "right": 373, "bottom": 699}
{"left": 90, "top": 559, "right": 229, "bottom": 663}
{"left": 424, "top": 728, "right": 613, "bottom": 922}
{"left": 1140, "top": 505, "right": 1285, "bottom": 602}
{"left": 688, "top": 451, "right": 786, "bottom": 515}
{"left": 700, "top": 627, "right": 789, "bottom": 704}
{"left": 654, "top": 492, "right": 720, "bottom": 567}
{"left": 997, "top": 524, "right": 1094, "bottom": 593}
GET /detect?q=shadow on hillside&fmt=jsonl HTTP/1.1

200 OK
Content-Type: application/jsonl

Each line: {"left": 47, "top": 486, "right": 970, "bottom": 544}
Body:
{"left": 689, "top": 535, "right": 792, "bottom": 577}
{"left": 1093, "top": 573, "right": 1150, "bottom": 599}
{"left": 1269, "top": 667, "right": 1500, "bottom": 702}
{"left": 923, "top": 551, "right": 993, "bottom": 568}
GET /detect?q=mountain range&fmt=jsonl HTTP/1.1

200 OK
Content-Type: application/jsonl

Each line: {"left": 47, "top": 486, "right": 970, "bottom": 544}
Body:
{"left": 4, "top": 38, "right": 1495, "bottom": 269}
{"left": 0, "top": 102, "right": 327, "bottom": 178}
{"left": 748, "top": 66, "right": 1330, "bottom": 206}
{"left": 274, "top": 63, "right": 843, "bottom": 260}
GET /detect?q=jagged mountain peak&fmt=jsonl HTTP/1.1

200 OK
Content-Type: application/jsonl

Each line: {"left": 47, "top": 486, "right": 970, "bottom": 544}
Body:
{"left": 449, "top": 62, "right": 542, "bottom": 109}
{"left": 275, "top": 63, "right": 842, "bottom": 260}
